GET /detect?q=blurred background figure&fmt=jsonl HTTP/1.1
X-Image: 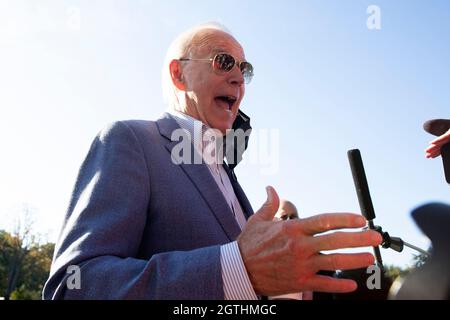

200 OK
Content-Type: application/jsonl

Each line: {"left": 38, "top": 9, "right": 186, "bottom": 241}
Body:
{"left": 275, "top": 199, "right": 299, "bottom": 221}
{"left": 390, "top": 203, "right": 450, "bottom": 300}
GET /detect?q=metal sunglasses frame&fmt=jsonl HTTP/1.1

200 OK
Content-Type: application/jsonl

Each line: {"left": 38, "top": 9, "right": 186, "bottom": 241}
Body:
{"left": 179, "top": 52, "right": 254, "bottom": 84}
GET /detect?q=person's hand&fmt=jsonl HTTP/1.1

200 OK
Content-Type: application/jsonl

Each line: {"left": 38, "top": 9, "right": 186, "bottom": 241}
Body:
{"left": 273, "top": 199, "right": 312, "bottom": 300}
{"left": 425, "top": 128, "right": 450, "bottom": 158}
{"left": 237, "top": 186, "right": 382, "bottom": 296}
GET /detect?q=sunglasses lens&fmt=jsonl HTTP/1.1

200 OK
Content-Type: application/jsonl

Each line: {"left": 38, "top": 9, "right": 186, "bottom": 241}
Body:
{"left": 213, "top": 54, "right": 235, "bottom": 72}
{"left": 240, "top": 62, "right": 254, "bottom": 84}
{"left": 213, "top": 53, "right": 254, "bottom": 84}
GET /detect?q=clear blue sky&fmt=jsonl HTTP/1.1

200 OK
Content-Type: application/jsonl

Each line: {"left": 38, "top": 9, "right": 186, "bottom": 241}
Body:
{"left": 0, "top": 0, "right": 449, "bottom": 268}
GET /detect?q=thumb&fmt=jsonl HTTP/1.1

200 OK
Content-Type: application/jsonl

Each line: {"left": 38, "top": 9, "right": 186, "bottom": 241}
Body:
{"left": 255, "top": 186, "right": 280, "bottom": 221}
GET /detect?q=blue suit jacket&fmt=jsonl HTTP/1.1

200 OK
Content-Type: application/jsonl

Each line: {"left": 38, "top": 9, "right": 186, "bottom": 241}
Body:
{"left": 43, "top": 113, "right": 254, "bottom": 299}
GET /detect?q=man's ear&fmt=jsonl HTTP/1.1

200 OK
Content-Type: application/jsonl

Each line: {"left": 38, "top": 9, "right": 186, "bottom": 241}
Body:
{"left": 169, "top": 59, "right": 186, "bottom": 90}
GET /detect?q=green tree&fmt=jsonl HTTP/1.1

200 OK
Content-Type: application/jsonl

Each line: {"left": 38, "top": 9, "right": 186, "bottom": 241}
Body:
{"left": 0, "top": 230, "right": 15, "bottom": 296}
{"left": 0, "top": 230, "right": 55, "bottom": 300}
{"left": 412, "top": 250, "right": 430, "bottom": 268}
{"left": 384, "top": 264, "right": 411, "bottom": 283}
{"left": 0, "top": 206, "right": 55, "bottom": 300}
{"left": 9, "top": 242, "right": 55, "bottom": 300}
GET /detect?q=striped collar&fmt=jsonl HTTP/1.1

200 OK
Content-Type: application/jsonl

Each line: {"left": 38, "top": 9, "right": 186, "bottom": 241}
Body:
{"left": 167, "top": 110, "right": 225, "bottom": 164}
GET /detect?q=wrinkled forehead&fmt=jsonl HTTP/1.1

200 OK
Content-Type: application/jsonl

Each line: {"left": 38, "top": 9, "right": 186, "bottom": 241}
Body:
{"left": 190, "top": 29, "right": 245, "bottom": 60}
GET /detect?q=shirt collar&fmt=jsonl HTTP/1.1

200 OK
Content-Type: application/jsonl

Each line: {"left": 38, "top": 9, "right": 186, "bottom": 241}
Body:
{"left": 167, "top": 110, "right": 224, "bottom": 164}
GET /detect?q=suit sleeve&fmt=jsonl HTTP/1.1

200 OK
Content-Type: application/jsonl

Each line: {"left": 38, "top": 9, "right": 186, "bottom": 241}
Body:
{"left": 42, "top": 121, "right": 223, "bottom": 299}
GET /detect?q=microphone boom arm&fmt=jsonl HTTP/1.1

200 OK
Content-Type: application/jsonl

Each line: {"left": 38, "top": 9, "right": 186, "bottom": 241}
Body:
{"left": 347, "top": 149, "right": 430, "bottom": 270}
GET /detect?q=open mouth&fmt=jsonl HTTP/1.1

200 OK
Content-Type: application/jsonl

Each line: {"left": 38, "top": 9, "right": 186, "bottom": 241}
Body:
{"left": 214, "top": 95, "right": 237, "bottom": 111}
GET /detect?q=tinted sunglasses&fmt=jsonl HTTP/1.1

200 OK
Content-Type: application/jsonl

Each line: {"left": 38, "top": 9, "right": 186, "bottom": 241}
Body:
{"left": 179, "top": 53, "right": 254, "bottom": 84}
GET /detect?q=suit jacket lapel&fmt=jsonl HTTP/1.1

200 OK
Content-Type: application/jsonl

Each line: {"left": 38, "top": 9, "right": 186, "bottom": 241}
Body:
{"left": 156, "top": 113, "right": 241, "bottom": 241}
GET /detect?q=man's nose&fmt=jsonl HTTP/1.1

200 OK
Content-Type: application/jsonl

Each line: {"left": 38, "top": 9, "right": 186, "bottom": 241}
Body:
{"left": 227, "top": 65, "right": 244, "bottom": 87}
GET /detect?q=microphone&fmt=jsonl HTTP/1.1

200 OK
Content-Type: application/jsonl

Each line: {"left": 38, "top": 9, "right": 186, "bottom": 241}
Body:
{"left": 347, "top": 149, "right": 384, "bottom": 270}
{"left": 347, "top": 149, "right": 376, "bottom": 221}
{"left": 423, "top": 119, "right": 450, "bottom": 136}
{"left": 347, "top": 149, "right": 430, "bottom": 265}
{"left": 423, "top": 119, "right": 450, "bottom": 184}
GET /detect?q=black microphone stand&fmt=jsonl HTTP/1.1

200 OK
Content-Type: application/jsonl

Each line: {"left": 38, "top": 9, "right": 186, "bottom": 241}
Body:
{"left": 347, "top": 149, "right": 430, "bottom": 272}
{"left": 371, "top": 225, "right": 429, "bottom": 256}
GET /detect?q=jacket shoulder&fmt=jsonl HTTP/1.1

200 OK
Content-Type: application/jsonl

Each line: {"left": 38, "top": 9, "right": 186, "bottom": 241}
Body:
{"left": 96, "top": 119, "right": 159, "bottom": 142}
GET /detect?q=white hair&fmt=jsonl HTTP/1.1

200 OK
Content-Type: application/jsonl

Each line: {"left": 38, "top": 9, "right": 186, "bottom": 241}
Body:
{"left": 161, "top": 22, "right": 234, "bottom": 108}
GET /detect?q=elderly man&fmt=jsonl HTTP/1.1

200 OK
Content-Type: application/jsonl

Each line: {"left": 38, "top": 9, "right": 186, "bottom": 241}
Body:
{"left": 43, "top": 23, "right": 381, "bottom": 299}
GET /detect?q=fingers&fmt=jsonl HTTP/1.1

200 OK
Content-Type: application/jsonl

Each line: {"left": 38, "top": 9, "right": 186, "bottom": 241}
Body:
{"left": 429, "top": 128, "right": 450, "bottom": 145}
{"left": 426, "top": 129, "right": 450, "bottom": 158}
{"left": 305, "top": 274, "right": 357, "bottom": 293}
{"left": 301, "top": 291, "right": 313, "bottom": 300}
{"left": 425, "top": 144, "right": 441, "bottom": 158}
{"left": 426, "top": 143, "right": 447, "bottom": 158}
{"left": 310, "top": 230, "right": 382, "bottom": 251}
{"left": 254, "top": 186, "right": 280, "bottom": 221}
{"left": 299, "top": 213, "right": 366, "bottom": 235}
{"left": 312, "top": 252, "right": 375, "bottom": 272}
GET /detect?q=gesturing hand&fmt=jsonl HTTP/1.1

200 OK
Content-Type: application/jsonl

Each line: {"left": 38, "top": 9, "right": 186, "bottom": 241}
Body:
{"left": 425, "top": 128, "right": 450, "bottom": 158}
{"left": 237, "top": 186, "right": 382, "bottom": 296}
